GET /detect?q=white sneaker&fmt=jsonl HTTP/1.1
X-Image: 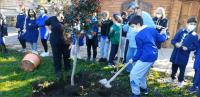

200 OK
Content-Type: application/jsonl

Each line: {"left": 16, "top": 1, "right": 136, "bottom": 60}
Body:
{"left": 32, "top": 51, "right": 39, "bottom": 55}
{"left": 177, "top": 82, "right": 185, "bottom": 88}
{"left": 22, "top": 49, "right": 27, "bottom": 53}
{"left": 165, "top": 78, "right": 176, "bottom": 83}
{"left": 17, "top": 49, "right": 27, "bottom": 53}
{"left": 40, "top": 52, "right": 49, "bottom": 57}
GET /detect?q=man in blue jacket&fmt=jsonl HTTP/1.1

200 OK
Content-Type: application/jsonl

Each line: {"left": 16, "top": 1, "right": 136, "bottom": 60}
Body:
{"left": 129, "top": 15, "right": 167, "bottom": 97}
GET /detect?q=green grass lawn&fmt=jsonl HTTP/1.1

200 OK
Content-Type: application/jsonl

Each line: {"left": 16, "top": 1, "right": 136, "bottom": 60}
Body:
{"left": 0, "top": 50, "right": 197, "bottom": 97}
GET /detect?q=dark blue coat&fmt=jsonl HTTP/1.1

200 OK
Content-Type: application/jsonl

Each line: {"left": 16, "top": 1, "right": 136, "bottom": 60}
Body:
{"left": 24, "top": 17, "right": 39, "bottom": 43}
{"left": 16, "top": 13, "right": 26, "bottom": 30}
{"left": 170, "top": 29, "right": 198, "bottom": 65}
{"left": 194, "top": 40, "right": 200, "bottom": 70}
{"left": 0, "top": 19, "right": 7, "bottom": 44}
{"left": 36, "top": 14, "right": 49, "bottom": 39}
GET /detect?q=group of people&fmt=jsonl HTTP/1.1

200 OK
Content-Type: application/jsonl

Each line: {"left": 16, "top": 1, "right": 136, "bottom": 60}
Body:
{"left": 16, "top": 6, "right": 49, "bottom": 57}
{"left": 0, "top": 2, "right": 200, "bottom": 97}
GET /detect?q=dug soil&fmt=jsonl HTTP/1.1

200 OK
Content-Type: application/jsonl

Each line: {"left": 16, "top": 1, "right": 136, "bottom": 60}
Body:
{"left": 30, "top": 72, "right": 130, "bottom": 97}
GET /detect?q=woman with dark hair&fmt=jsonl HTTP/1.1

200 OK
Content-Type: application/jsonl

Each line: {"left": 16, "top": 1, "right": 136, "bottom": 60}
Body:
{"left": 16, "top": 7, "right": 26, "bottom": 52}
{"left": 45, "top": 11, "right": 71, "bottom": 80}
{"left": 108, "top": 14, "right": 122, "bottom": 67}
{"left": 36, "top": 6, "right": 49, "bottom": 57}
{"left": 23, "top": 9, "right": 39, "bottom": 54}
{"left": 0, "top": 13, "right": 8, "bottom": 53}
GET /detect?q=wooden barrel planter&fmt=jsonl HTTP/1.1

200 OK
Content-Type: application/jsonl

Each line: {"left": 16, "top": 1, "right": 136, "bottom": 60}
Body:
{"left": 21, "top": 52, "right": 41, "bottom": 72}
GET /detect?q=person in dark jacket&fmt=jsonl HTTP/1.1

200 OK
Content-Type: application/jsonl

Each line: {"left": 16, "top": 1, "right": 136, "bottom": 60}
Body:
{"left": 153, "top": 7, "right": 169, "bottom": 49}
{"left": 99, "top": 11, "right": 113, "bottom": 62}
{"left": 85, "top": 12, "right": 99, "bottom": 62}
{"left": 188, "top": 39, "right": 200, "bottom": 94}
{"left": 45, "top": 11, "right": 71, "bottom": 80}
{"left": 23, "top": 9, "right": 39, "bottom": 54}
{"left": 36, "top": 6, "right": 49, "bottom": 57}
{"left": 16, "top": 7, "right": 26, "bottom": 52}
{"left": 120, "top": 11, "right": 128, "bottom": 63}
{"left": 0, "top": 13, "right": 8, "bottom": 53}
{"left": 129, "top": 15, "right": 167, "bottom": 97}
{"left": 169, "top": 17, "right": 198, "bottom": 88}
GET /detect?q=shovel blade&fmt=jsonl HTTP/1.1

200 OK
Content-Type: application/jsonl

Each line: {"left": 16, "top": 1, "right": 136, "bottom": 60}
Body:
{"left": 99, "top": 78, "right": 108, "bottom": 85}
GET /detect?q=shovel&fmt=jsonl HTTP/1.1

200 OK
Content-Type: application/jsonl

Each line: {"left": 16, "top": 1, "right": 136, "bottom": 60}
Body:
{"left": 99, "top": 59, "right": 133, "bottom": 88}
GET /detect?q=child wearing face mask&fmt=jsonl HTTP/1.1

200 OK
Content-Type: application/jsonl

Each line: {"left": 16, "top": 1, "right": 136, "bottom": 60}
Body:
{"left": 129, "top": 15, "right": 167, "bottom": 97}
{"left": 23, "top": 9, "right": 39, "bottom": 54}
{"left": 36, "top": 6, "right": 49, "bottom": 57}
{"left": 153, "top": 7, "right": 169, "bottom": 49}
{"left": 125, "top": 3, "right": 156, "bottom": 73}
{"left": 108, "top": 14, "right": 122, "bottom": 67}
{"left": 16, "top": 7, "right": 26, "bottom": 52}
{"left": 169, "top": 17, "right": 198, "bottom": 88}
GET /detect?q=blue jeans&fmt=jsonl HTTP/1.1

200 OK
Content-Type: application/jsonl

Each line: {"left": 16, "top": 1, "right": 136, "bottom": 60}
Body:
{"left": 30, "top": 43, "right": 37, "bottom": 51}
{"left": 130, "top": 60, "right": 154, "bottom": 95}
{"left": 100, "top": 36, "right": 109, "bottom": 59}
{"left": 126, "top": 47, "right": 137, "bottom": 72}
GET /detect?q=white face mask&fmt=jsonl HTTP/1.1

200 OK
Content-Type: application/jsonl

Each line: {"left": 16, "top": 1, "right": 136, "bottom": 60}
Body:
{"left": 40, "top": 10, "right": 45, "bottom": 15}
{"left": 187, "top": 24, "right": 196, "bottom": 32}
{"left": 156, "top": 14, "right": 162, "bottom": 18}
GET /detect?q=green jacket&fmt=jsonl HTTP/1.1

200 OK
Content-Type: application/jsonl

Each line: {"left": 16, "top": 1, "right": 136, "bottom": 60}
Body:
{"left": 109, "top": 23, "right": 122, "bottom": 45}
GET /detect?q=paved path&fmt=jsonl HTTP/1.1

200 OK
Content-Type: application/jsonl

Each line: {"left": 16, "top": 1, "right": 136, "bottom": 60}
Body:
{"left": 4, "top": 27, "right": 195, "bottom": 77}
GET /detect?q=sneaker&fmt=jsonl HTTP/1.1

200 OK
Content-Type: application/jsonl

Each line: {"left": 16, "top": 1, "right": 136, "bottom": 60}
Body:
{"left": 92, "top": 58, "right": 96, "bottom": 62}
{"left": 177, "top": 81, "right": 185, "bottom": 88}
{"left": 188, "top": 86, "right": 198, "bottom": 94}
{"left": 87, "top": 58, "right": 90, "bottom": 61}
{"left": 40, "top": 52, "right": 49, "bottom": 57}
{"left": 22, "top": 49, "right": 27, "bottom": 53}
{"left": 18, "top": 49, "right": 27, "bottom": 53}
{"left": 131, "top": 93, "right": 141, "bottom": 97}
{"left": 165, "top": 78, "right": 176, "bottom": 83}
{"left": 32, "top": 51, "right": 39, "bottom": 55}
{"left": 140, "top": 88, "right": 149, "bottom": 95}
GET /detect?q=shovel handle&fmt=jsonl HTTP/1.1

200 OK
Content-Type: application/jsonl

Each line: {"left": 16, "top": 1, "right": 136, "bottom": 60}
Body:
{"left": 107, "top": 61, "right": 131, "bottom": 84}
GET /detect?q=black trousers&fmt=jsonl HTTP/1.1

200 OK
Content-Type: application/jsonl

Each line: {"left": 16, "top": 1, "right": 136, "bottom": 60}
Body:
{"left": 109, "top": 44, "right": 119, "bottom": 65}
{"left": 41, "top": 39, "right": 48, "bottom": 52}
{"left": 18, "top": 31, "right": 26, "bottom": 49}
{"left": 86, "top": 38, "right": 97, "bottom": 59}
{"left": 50, "top": 42, "right": 71, "bottom": 75}
{"left": 0, "top": 43, "right": 7, "bottom": 53}
{"left": 171, "top": 63, "right": 187, "bottom": 82}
